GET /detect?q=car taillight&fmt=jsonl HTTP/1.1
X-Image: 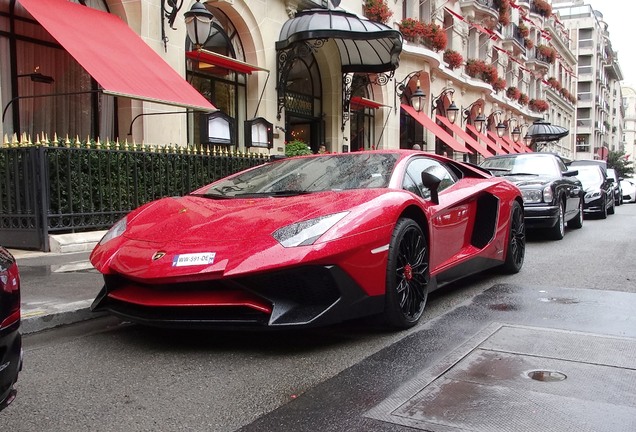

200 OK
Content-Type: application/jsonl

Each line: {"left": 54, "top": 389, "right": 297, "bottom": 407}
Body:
{"left": 0, "top": 262, "right": 20, "bottom": 329}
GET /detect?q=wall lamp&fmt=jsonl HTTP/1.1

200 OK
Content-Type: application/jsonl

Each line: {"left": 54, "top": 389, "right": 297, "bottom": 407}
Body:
{"left": 488, "top": 110, "right": 506, "bottom": 138}
{"left": 431, "top": 87, "right": 459, "bottom": 124}
{"left": 17, "top": 72, "right": 54, "bottom": 84}
{"left": 162, "top": 0, "right": 215, "bottom": 51}
{"left": 462, "top": 101, "right": 486, "bottom": 133}
{"left": 395, "top": 71, "right": 426, "bottom": 113}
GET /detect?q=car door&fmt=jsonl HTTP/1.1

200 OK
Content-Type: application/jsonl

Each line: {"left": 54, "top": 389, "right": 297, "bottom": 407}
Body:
{"left": 556, "top": 157, "right": 582, "bottom": 218}
{"left": 402, "top": 157, "right": 470, "bottom": 272}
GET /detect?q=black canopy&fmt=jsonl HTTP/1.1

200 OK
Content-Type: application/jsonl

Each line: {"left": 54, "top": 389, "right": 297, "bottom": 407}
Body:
{"left": 276, "top": 8, "right": 402, "bottom": 74}
{"left": 525, "top": 119, "right": 569, "bottom": 143}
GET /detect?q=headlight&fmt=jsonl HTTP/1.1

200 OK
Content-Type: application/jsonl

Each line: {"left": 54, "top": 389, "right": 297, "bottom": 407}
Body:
{"left": 521, "top": 189, "right": 543, "bottom": 204}
{"left": 542, "top": 187, "right": 553, "bottom": 203}
{"left": 584, "top": 190, "right": 601, "bottom": 201}
{"left": 273, "top": 212, "right": 349, "bottom": 247}
{"left": 99, "top": 217, "right": 127, "bottom": 245}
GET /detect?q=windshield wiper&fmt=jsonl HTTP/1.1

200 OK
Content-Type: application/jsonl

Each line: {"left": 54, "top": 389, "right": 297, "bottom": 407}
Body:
{"left": 227, "top": 190, "right": 315, "bottom": 198}
{"left": 189, "top": 193, "right": 234, "bottom": 199}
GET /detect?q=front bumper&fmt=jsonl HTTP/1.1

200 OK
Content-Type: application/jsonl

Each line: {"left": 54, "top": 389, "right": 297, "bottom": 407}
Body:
{"left": 0, "top": 325, "right": 21, "bottom": 412}
{"left": 92, "top": 265, "right": 384, "bottom": 329}
{"left": 583, "top": 197, "right": 604, "bottom": 213}
{"left": 523, "top": 204, "right": 560, "bottom": 229}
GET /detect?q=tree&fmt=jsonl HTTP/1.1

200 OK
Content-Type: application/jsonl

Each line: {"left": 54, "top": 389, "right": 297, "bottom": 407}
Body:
{"left": 607, "top": 150, "right": 634, "bottom": 179}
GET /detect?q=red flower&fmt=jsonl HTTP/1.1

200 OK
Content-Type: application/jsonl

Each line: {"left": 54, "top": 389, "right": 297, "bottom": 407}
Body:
{"left": 506, "top": 86, "right": 521, "bottom": 101}
{"left": 363, "top": 0, "right": 393, "bottom": 25}
{"left": 533, "top": 0, "right": 552, "bottom": 18}
{"left": 529, "top": 98, "right": 549, "bottom": 112}
{"left": 519, "top": 93, "right": 529, "bottom": 106}
{"left": 492, "top": 77, "right": 507, "bottom": 92}
{"left": 443, "top": 49, "right": 464, "bottom": 70}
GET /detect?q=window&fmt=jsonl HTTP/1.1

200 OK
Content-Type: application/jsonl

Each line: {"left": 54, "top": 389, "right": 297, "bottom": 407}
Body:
{"left": 402, "top": 158, "right": 457, "bottom": 198}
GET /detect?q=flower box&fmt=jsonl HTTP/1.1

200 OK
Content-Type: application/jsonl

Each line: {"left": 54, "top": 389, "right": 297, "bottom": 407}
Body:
{"left": 363, "top": 0, "right": 393, "bottom": 25}
{"left": 443, "top": 49, "right": 464, "bottom": 70}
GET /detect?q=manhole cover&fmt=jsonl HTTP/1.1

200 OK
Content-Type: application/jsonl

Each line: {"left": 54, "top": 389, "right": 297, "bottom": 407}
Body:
{"left": 526, "top": 370, "right": 567, "bottom": 382}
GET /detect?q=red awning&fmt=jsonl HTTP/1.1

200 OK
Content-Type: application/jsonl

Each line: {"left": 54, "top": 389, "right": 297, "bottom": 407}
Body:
{"left": 436, "top": 115, "right": 493, "bottom": 158}
{"left": 486, "top": 131, "right": 515, "bottom": 154}
{"left": 186, "top": 49, "right": 268, "bottom": 75}
{"left": 470, "top": 23, "right": 498, "bottom": 41}
{"left": 466, "top": 125, "right": 505, "bottom": 155}
{"left": 19, "top": 0, "right": 216, "bottom": 112}
{"left": 502, "top": 135, "right": 530, "bottom": 153}
{"left": 444, "top": 7, "right": 466, "bottom": 22}
{"left": 401, "top": 105, "right": 470, "bottom": 154}
{"left": 350, "top": 96, "right": 385, "bottom": 110}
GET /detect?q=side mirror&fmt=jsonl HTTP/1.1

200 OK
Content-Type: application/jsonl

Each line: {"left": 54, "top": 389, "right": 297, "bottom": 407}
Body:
{"left": 607, "top": 177, "right": 615, "bottom": 183}
{"left": 421, "top": 167, "right": 444, "bottom": 204}
{"left": 564, "top": 170, "right": 578, "bottom": 177}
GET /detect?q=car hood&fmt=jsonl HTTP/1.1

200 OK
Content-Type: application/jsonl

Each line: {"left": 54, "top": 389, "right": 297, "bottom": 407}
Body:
{"left": 122, "top": 190, "right": 383, "bottom": 244}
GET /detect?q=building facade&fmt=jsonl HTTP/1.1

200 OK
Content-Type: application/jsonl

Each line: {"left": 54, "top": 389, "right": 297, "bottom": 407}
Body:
{"left": 622, "top": 86, "right": 636, "bottom": 163}
{"left": 553, "top": 0, "right": 624, "bottom": 160}
{"left": 1, "top": 0, "right": 581, "bottom": 160}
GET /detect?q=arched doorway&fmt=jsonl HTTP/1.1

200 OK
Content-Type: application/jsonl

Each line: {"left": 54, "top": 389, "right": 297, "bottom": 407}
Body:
{"left": 283, "top": 54, "right": 323, "bottom": 153}
{"left": 349, "top": 74, "right": 375, "bottom": 151}
{"left": 186, "top": 6, "right": 247, "bottom": 148}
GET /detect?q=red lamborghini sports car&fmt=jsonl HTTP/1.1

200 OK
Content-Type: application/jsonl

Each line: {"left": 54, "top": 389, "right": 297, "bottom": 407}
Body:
{"left": 90, "top": 150, "right": 525, "bottom": 329}
{"left": 0, "top": 246, "right": 21, "bottom": 411}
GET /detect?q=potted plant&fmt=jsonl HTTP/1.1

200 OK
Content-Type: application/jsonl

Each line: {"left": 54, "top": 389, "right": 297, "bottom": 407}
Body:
{"left": 421, "top": 22, "right": 447, "bottom": 52}
{"left": 529, "top": 98, "right": 549, "bottom": 112}
{"left": 518, "top": 22, "right": 529, "bottom": 38}
{"left": 363, "top": 0, "right": 393, "bottom": 25}
{"left": 506, "top": 86, "right": 521, "bottom": 101}
{"left": 285, "top": 139, "right": 312, "bottom": 156}
{"left": 497, "top": 0, "right": 511, "bottom": 26}
{"left": 493, "top": 77, "right": 507, "bottom": 92}
{"left": 519, "top": 93, "right": 529, "bottom": 106}
{"left": 547, "top": 76, "right": 561, "bottom": 91}
{"left": 466, "top": 59, "right": 487, "bottom": 79}
{"left": 443, "top": 49, "right": 464, "bottom": 69}
{"left": 524, "top": 38, "right": 534, "bottom": 49}
{"left": 533, "top": 0, "right": 552, "bottom": 18}
{"left": 537, "top": 44, "right": 557, "bottom": 64}
{"left": 398, "top": 18, "right": 422, "bottom": 42}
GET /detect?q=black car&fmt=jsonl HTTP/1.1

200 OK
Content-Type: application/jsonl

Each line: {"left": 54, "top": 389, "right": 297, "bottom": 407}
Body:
{"left": 0, "top": 247, "right": 21, "bottom": 412}
{"left": 571, "top": 164, "right": 615, "bottom": 218}
{"left": 606, "top": 168, "right": 623, "bottom": 206}
{"left": 481, "top": 153, "right": 584, "bottom": 240}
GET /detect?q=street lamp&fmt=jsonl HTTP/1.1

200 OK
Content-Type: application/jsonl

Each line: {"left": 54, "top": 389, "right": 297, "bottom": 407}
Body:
{"left": 431, "top": 87, "right": 459, "bottom": 123}
{"left": 474, "top": 109, "right": 486, "bottom": 133}
{"left": 184, "top": 0, "right": 215, "bottom": 50}
{"left": 395, "top": 71, "right": 426, "bottom": 112}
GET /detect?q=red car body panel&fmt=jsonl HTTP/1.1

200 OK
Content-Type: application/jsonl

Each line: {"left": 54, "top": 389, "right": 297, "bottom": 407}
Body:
{"left": 90, "top": 151, "right": 522, "bottom": 328}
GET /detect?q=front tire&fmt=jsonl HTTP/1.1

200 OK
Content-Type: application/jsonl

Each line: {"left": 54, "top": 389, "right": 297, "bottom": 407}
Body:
{"left": 548, "top": 201, "right": 565, "bottom": 240}
{"left": 568, "top": 198, "right": 584, "bottom": 229}
{"left": 608, "top": 193, "right": 615, "bottom": 215}
{"left": 500, "top": 201, "right": 525, "bottom": 274}
{"left": 383, "top": 218, "right": 429, "bottom": 329}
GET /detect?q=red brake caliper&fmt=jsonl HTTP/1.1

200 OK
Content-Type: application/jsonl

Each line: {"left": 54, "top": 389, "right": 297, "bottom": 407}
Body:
{"left": 404, "top": 263, "right": 413, "bottom": 281}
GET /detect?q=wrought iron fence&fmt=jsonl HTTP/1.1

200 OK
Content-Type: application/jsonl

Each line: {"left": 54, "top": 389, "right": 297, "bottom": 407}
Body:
{"left": 0, "top": 134, "right": 270, "bottom": 251}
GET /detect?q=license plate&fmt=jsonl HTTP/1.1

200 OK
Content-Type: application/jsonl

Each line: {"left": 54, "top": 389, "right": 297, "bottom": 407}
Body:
{"left": 172, "top": 252, "right": 216, "bottom": 267}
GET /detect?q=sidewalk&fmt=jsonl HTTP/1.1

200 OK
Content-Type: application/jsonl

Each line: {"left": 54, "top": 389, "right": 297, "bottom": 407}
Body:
{"left": 12, "top": 231, "right": 107, "bottom": 334}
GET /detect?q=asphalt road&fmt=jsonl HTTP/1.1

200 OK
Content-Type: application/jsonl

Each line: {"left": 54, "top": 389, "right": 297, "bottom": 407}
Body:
{"left": 3, "top": 203, "right": 636, "bottom": 431}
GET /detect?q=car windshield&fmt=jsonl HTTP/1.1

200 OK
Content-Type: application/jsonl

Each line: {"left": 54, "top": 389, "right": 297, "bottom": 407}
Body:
{"left": 196, "top": 153, "right": 399, "bottom": 197}
{"left": 574, "top": 166, "right": 603, "bottom": 188}
{"left": 481, "top": 155, "right": 558, "bottom": 176}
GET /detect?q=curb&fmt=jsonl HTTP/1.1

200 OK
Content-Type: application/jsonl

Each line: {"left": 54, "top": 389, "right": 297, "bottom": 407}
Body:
{"left": 21, "top": 301, "right": 106, "bottom": 335}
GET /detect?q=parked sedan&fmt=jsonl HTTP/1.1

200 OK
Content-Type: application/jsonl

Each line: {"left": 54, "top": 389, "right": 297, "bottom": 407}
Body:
{"left": 91, "top": 151, "right": 525, "bottom": 330}
{"left": 572, "top": 164, "right": 615, "bottom": 218}
{"left": 607, "top": 168, "right": 623, "bottom": 206}
{"left": 0, "top": 247, "right": 21, "bottom": 412}
{"left": 480, "top": 153, "right": 584, "bottom": 240}
{"left": 621, "top": 178, "right": 636, "bottom": 203}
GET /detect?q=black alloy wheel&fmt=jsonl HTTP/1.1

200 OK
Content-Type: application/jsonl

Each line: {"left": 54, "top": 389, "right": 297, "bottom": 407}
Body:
{"left": 568, "top": 198, "right": 584, "bottom": 229}
{"left": 500, "top": 200, "right": 525, "bottom": 274}
{"left": 608, "top": 193, "right": 616, "bottom": 215}
{"left": 548, "top": 200, "right": 565, "bottom": 240}
{"left": 384, "top": 218, "right": 429, "bottom": 329}
{"left": 600, "top": 196, "right": 608, "bottom": 219}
